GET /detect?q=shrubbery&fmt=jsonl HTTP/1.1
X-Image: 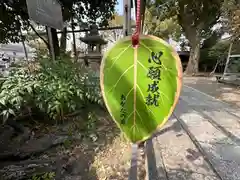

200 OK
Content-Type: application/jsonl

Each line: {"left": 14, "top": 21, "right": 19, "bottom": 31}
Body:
{"left": 0, "top": 57, "right": 103, "bottom": 123}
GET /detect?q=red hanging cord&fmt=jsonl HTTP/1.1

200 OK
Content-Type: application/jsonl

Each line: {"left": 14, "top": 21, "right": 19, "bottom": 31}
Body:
{"left": 132, "top": 0, "right": 141, "bottom": 47}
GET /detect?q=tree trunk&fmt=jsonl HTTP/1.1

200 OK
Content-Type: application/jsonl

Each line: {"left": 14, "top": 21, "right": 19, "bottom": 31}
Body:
{"left": 21, "top": 34, "right": 28, "bottom": 62}
{"left": 71, "top": 17, "right": 77, "bottom": 59}
{"left": 60, "top": 27, "right": 67, "bottom": 53}
{"left": 51, "top": 28, "right": 60, "bottom": 57}
{"left": 185, "top": 37, "right": 201, "bottom": 75}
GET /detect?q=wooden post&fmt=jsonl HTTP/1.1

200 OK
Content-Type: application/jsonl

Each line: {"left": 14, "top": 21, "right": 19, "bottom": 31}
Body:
{"left": 47, "top": 27, "right": 55, "bottom": 61}
{"left": 20, "top": 29, "right": 28, "bottom": 62}
{"left": 123, "top": 0, "right": 132, "bottom": 36}
{"left": 128, "top": 144, "right": 138, "bottom": 180}
{"left": 71, "top": 17, "right": 77, "bottom": 59}
{"left": 141, "top": 0, "right": 146, "bottom": 33}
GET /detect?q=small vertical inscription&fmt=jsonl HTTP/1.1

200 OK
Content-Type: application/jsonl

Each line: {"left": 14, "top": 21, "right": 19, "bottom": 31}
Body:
{"left": 146, "top": 51, "right": 163, "bottom": 107}
{"left": 120, "top": 94, "right": 127, "bottom": 124}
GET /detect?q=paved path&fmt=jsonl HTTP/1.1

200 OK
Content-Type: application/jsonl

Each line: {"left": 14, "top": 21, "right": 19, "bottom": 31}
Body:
{"left": 149, "top": 85, "right": 240, "bottom": 180}
{"left": 184, "top": 77, "right": 240, "bottom": 108}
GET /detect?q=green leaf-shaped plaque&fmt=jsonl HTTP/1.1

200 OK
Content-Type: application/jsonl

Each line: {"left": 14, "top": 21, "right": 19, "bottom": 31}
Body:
{"left": 100, "top": 35, "right": 182, "bottom": 143}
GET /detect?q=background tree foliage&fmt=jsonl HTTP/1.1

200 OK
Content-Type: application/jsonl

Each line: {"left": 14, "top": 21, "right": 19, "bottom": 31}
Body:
{"left": 143, "top": 0, "right": 182, "bottom": 40}
{"left": 0, "top": 0, "right": 117, "bottom": 56}
{"left": 102, "top": 13, "right": 136, "bottom": 43}
{"left": 143, "top": 3, "right": 182, "bottom": 41}
{"left": 0, "top": 0, "right": 29, "bottom": 44}
{"left": 152, "top": 0, "right": 224, "bottom": 74}
{"left": 221, "top": 0, "right": 240, "bottom": 40}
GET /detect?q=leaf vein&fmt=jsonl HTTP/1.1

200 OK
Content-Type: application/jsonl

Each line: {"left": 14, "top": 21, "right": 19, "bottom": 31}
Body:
{"left": 125, "top": 111, "right": 134, "bottom": 123}
{"left": 136, "top": 110, "right": 145, "bottom": 127}
{"left": 126, "top": 87, "right": 133, "bottom": 100}
{"left": 106, "top": 45, "right": 131, "bottom": 71}
{"left": 107, "top": 65, "right": 134, "bottom": 93}
{"left": 137, "top": 61, "right": 148, "bottom": 72}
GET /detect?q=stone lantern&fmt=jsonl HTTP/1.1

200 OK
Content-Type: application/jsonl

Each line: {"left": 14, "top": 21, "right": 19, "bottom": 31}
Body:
{"left": 79, "top": 24, "right": 107, "bottom": 73}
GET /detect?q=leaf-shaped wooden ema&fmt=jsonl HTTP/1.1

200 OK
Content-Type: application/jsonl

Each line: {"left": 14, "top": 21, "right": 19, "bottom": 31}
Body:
{"left": 100, "top": 35, "right": 182, "bottom": 143}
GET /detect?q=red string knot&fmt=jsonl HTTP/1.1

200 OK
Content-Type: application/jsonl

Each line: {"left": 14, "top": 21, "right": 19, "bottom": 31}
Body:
{"left": 132, "top": 32, "right": 139, "bottom": 48}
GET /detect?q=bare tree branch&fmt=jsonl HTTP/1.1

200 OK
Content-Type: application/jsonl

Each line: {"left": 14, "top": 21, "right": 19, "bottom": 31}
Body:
{"left": 29, "top": 23, "right": 49, "bottom": 49}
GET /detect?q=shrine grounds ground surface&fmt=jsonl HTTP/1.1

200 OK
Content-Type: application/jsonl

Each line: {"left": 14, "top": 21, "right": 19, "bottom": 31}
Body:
{"left": 93, "top": 76, "right": 240, "bottom": 180}
{"left": 1, "top": 76, "right": 239, "bottom": 180}
{"left": 183, "top": 76, "right": 240, "bottom": 108}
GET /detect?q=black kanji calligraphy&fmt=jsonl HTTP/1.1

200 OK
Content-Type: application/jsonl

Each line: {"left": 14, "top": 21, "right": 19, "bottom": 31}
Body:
{"left": 120, "top": 94, "right": 126, "bottom": 106}
{"left": 145, "top": 93, "right": 160, "bottom": 107}
{"left": 120, "top": 107, "right": 127, "bottom": 124}
{"left": 147, "top": 66, "right": 161, "bottom": 80}
{"left": 147, "top": 81, "right": 159, "bottom": 93}
{"left": 120, "top": 110, "right": 126, "bottom": 124}
{"left": 120, "top": 107, "right": 126, "bottom": 113}
{"left": 120, "top": 94, "right": 127, "bottom": 124}
{"left": 148, "top": 51, "right": 163, "bottom": 65}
